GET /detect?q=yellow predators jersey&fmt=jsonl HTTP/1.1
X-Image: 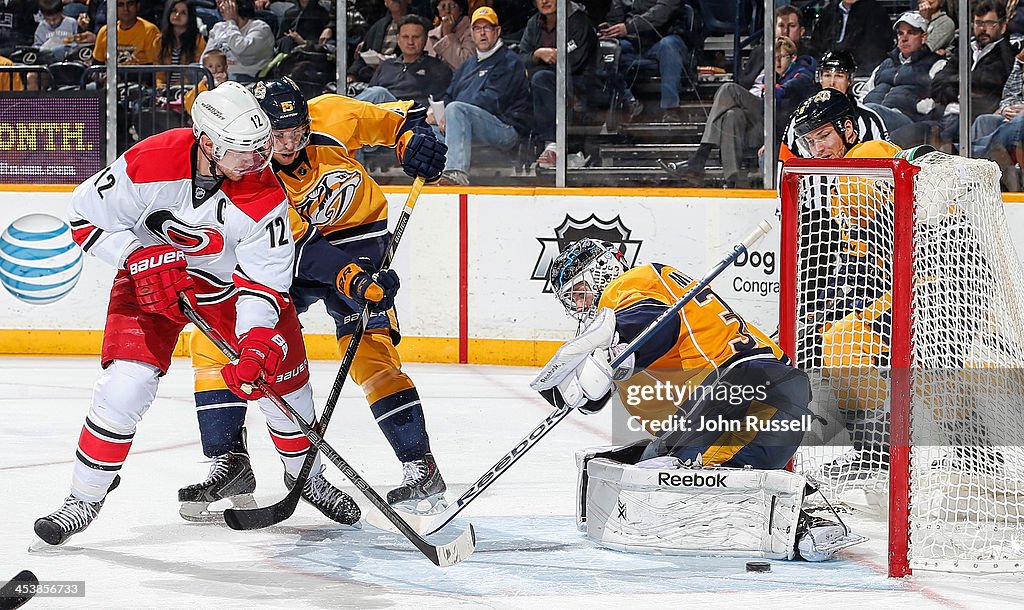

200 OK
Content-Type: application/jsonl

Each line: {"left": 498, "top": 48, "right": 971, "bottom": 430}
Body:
{"left": 600, "top": 263, "right": 786, "bottom": 430}
{"left": 275, "top": 95, "right": 414, "bottom": 244}
{"left": 598, "top": 263, "right": 785, "bottom": 371}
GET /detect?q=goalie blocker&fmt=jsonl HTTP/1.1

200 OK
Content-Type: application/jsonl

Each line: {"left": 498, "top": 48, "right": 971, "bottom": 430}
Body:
{"left": 576, "top": 443, "right": 866, "bottom": 561}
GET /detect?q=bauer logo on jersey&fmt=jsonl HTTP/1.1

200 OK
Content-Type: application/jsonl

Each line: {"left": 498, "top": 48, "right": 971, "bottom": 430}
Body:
{"left": 143, "top": 210, "right": 225, "bottom": 257}
{"left": 296, "top": 168, "right": 361, "bottom": 226}
{"left": 532, "top": 214, "right": 642, "bottom": 293}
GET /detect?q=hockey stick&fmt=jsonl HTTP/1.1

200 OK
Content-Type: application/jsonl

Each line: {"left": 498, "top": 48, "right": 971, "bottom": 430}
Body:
{"left": 0, "top": 570, "right": 39, "bottom": 610}
{"left": 224, "top": 176, "right": 425, "bottom": 531}
{"left": 182, "top": 300, "right": 476, "bottom": 567}
{"left": 373, "top": 220, "right": 774, "bottom": 536}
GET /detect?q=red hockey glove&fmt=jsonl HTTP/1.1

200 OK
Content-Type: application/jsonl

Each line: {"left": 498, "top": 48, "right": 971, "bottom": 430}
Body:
{"left": 221, "top": 327, "right": 288, "bottom": 400}
{"left": 126, "top": 244, "right": 195, "bottom": 324}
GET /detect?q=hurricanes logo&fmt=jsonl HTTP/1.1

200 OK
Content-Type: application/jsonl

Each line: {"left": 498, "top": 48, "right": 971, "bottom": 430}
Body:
{"left": 297, "top": 169, "right": 361, "bottom": 226}
{"left": 143, "top": 210, "right": 225, "bottom": 257}
{"left": 532, "top": 214, "right": 642, "bottom": 293}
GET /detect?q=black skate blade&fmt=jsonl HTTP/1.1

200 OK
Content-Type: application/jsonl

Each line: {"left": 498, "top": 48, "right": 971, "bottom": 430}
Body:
{"left": 0, "top": 570, "right": 39, "bottom": 610}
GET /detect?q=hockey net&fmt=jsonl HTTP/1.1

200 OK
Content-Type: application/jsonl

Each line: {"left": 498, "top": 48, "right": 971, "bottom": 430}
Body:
{"left": 780, "top": 153, "right": 1024, "bottom": 576}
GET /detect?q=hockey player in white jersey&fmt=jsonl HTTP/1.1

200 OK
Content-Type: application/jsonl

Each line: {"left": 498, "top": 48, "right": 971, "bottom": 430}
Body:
{"left": 34, "top": 82, "right": 359, "bottom": 546}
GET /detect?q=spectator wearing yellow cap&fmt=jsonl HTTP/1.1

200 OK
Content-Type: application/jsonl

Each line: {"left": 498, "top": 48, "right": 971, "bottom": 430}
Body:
{"left": 431, "top": 6, "right": 531, "bottom": 186}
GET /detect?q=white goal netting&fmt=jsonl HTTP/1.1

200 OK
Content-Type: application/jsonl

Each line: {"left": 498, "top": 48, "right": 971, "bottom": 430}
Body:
{"left": 783, "top": 152, "right": 1024, "bottom": 574}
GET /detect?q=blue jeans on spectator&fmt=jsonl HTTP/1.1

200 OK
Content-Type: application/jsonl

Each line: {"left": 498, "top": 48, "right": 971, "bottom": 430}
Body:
{"left": 865, "top": 103, "right": 913, "bottom": 132}
{"left": 990, "top": 113, "right": 1024, "bottom": 154}
{"left": 356, "top": 86, "right": 397, "bottom": 104}
{"left": 434, "top": 101, "right": 519, "bottom": 173}
{"left": 531, "top": 69, "right": 557, "bottom": 143}
{"left": 616, "top": 35, "right": 687, "bottom": 110}
{"left": 971, "top": 113, "right": 1007, "bottom": 157}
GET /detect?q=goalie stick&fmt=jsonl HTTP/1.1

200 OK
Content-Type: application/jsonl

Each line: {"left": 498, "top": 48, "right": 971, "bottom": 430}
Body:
{"left": 225, "top": 177, "right": 425, "bottom": 531}
{"left": 181, "top": 305, "right": 476, "bottom": 567}
{"left": 370, "top": 220, "right": 775, "bottom": 536}
{"left": 0, "top": 570, "right": 38, "bottom": 610}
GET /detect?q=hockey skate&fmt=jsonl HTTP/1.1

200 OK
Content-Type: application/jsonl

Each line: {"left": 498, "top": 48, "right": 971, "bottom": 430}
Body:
{"left": 284, "top": 470, "right": 361, "bottom": 526}
{"left": 386, "top": 453, "right": 448, "bottom": 513}
{"left": 820, "top": 448, "right": 888, "bottom": 481}
{"left": 931, "top": 445, "right": 1005, "bottom": 476}
{"left": 795, "top": 511, "right": 867, "bottom": 561}
{"left": 34, "top": 475, "right": 121, "bottom": 546}
{"left": 178, "top": 450, "right": 257, "bottom": 522}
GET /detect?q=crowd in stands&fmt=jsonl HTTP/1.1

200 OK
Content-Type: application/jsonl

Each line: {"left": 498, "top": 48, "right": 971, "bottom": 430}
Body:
{"left": 7, "top": 0, "right": 1024, "bottom": 189}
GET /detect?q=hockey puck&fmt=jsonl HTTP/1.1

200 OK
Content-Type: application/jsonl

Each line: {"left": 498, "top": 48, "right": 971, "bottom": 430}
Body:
{"left": 745, "top": 561, "right": 771, "bottom": 573}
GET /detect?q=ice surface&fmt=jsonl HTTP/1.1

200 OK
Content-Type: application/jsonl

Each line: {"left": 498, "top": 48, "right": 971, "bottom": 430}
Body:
{"left": 3, "top": 357, "right": 1024, "bottom": 608}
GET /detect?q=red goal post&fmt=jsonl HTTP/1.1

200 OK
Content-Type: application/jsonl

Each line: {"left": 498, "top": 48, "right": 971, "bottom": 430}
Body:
{"left": 780, "top": 157, "right": 918, "bottom": 577}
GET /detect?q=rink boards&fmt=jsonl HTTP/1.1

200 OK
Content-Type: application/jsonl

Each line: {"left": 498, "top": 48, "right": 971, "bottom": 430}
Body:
{"left": 5, "top": 185, "right": 1024, "bottom": 366}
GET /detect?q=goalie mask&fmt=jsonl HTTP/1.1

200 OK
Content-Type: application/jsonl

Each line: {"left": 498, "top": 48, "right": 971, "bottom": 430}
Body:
{"left": 253, "top": 77, "right": 311, "bottom": 155}
{"left": 550, "top": 239, "right": 630, "bottom": 323}
{"left": 192, "top": 81, "right": 273, "bottom": 176}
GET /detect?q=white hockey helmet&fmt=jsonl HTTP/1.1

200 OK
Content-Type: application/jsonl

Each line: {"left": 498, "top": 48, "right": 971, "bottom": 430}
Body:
{"left": 191, "top": 81, "right": 273, "bottom": 175}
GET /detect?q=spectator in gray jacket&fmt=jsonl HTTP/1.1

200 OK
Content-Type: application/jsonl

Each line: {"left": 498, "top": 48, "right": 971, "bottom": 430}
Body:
{"left": 357, "top": 15, "right": 452, "bottom": 108}
{"left": 919, "top": 0, "right": 954, "bottom": 55}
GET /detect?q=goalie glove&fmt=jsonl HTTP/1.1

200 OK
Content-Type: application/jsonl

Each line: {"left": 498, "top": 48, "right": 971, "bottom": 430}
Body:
{"left": 532, "top": 308, "right": 634, "bottom": 412}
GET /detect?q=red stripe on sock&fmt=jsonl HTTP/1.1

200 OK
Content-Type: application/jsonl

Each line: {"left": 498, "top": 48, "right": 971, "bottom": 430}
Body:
{"left": 78, "top": 425, "right": 133, "bottom": 464}
{"left": 268, "top": 430, "right": 310, "bottom": 454}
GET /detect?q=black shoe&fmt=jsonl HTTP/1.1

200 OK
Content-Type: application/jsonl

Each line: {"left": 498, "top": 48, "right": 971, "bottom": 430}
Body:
{"left": 658, "top": 158, "right": 704, "bottom": 185}
{"left": 35, "top": 475, "right": 121, "bottom": 545}
{"left": 386, "top": 453, "right": 447, "bottom": 510}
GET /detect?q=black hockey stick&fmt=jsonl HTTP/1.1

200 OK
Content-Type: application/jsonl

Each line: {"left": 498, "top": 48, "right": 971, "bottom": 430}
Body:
{"left": 225, "top": 177, "right": 425, "bottom": 531}
{"left": 0, "top": 570, "right": 39, "bottom": 610}
{"left": 182, "top": 299, "right": 476, "bottom": 567}
{"left": 371, "top": 220, "right": 774, "bottom": 536}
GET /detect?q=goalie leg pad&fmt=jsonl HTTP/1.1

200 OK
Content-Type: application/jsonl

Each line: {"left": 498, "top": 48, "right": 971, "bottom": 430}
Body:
{"left": 581, "top": 457, "right": 807, "bottom": 559}
{"left": 575, "top": 442, "right": 653, "bottom": 530}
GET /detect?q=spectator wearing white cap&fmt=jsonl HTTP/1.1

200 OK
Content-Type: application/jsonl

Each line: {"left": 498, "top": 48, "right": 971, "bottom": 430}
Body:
{"left": 861, "top": 11, "right": 945, "bottom": 132}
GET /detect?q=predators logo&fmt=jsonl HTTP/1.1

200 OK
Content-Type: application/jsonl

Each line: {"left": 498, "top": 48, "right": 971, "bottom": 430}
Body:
{"left": 297, "top": 169, "right": 361, "bottom": 226}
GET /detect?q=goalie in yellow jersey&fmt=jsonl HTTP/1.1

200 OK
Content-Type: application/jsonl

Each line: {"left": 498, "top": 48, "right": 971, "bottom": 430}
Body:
{"left": 179, "top": 78, "right": 450, "bottom": 523}
{"left": 535, "top": 239, "right": 812, "bottom": 470}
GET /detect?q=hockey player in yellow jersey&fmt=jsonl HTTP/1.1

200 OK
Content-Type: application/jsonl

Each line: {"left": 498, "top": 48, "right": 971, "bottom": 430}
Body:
{"left": 180, "top": 78, "right": 449, "bottom": 521}
{"left": 533, "top": 239, "right": 812, "bottom": 469}
{"left": 790, "top": 88, "right": 902, "bottom": 478}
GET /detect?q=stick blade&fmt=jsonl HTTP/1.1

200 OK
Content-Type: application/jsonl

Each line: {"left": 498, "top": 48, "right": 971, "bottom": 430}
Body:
{"left": 364, "top": 503, "right": 446, "bottom": 535}
{"left": 426, "top": 523, "right": 477, "bottom": 568}
{"left": 224, "top": 486, "right": 302, "bottom": 530}
{"left": 0, "top": 570, "right": 39, "bottom": 610}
